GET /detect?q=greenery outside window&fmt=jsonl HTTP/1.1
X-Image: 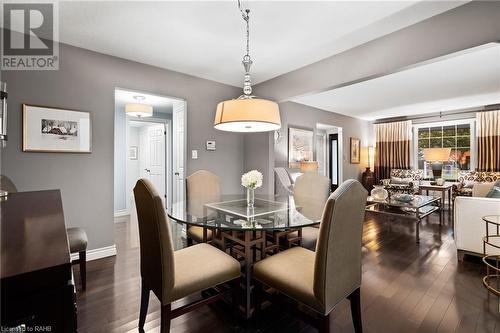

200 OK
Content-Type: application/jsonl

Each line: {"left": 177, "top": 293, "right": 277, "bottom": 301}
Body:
{"left": 414, "top": 120, "right": 475, "bottom": 180}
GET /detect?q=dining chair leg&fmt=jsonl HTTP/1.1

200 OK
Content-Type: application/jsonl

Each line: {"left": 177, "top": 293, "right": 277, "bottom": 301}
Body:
{"left": 347, "top": 287, "right": 363, "bottom": 333}
{"left": 319, "top": 313, "right": 330, "bottom": 333}
{"left": 138, "top": 283, "right": 150, "bottom": 330}
{"left": 160, "top": 304, "right": 171, "bottom": 333}
{"left": 78, "top": 251, "right": 86, "bottom": 291}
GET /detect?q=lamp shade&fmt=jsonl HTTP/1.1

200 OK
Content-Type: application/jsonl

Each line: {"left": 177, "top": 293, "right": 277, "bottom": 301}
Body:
{"left": 125, "top": 103, "right": 153, "bottom": 118}
{"left": 300, "top": 161, "right": 318, "bottom": 173}
{"left": 423, "top": 148, "right": 451, "bottom": 162}
{"left": 214, "top": 98, "right": 281, "bottom": 132}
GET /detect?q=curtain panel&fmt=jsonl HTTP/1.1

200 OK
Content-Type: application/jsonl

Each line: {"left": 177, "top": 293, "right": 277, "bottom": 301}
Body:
{"left": 374, "top": 120, "right": 412, "bottom": 181}
{"left": 477, "top": 110, "right": 500, "bottom": 172}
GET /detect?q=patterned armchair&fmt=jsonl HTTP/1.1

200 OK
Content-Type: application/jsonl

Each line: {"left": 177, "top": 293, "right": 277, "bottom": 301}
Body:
{"left": 453, "top": 171, "right": 500, "bottom": 198}
{"left": 380, "top": 169, "right": 424, "bottom": 195}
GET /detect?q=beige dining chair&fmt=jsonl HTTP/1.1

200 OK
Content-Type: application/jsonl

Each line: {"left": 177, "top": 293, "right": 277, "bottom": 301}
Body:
{"left": 134, "top": 179, "right": 240, "bottom": 333}
{"left": 254, "top": 179, "right": 367, "bottom": 333}
{"left": 185, "top": 170, "right": 221, "bottom": 245}
{"left": 288, "top": 172, "right": 330, "bottom": 250}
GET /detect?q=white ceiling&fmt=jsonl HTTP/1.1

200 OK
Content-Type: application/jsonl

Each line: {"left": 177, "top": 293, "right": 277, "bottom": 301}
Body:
{"left": 115, "top": 88, "right": 173, "bottom": 109}
{"left": 292, "top": 43, "right": 500, "bottom": 120}
{"left": 55, "top": 1, "right": 467, "bottom": 87}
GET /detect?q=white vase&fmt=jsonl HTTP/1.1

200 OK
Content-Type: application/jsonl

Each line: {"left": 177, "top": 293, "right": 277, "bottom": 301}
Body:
{"left": 371, "top": 185, "right": 388, "bottom": 201}
{"left": 246, "top": 187, "right": 255, "bottom": 207}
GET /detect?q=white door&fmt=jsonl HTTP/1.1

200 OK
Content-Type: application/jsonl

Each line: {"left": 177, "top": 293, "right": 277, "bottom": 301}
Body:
{"left": 172, "top": 101, "right": 186, "bottom": 204}
{"left": 140, "top": 123, "right": 166, "bottom": 203}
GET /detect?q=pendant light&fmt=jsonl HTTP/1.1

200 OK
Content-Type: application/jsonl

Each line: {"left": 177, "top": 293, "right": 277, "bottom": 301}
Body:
{"left": 126, "top": 95, "right": 153, "bottom": 118}
{"left": 214, "top": 1, "right": 281, "bottom": 133}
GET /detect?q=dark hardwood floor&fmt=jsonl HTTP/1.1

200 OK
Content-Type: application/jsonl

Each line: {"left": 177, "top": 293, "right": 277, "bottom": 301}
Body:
{"left": 75, "top": 209, "right": 500, "bottom": 332}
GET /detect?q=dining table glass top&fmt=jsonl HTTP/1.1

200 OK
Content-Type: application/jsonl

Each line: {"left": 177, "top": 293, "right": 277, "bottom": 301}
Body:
{"left": 167, "top": 195, "right": 320, "bottom": 231}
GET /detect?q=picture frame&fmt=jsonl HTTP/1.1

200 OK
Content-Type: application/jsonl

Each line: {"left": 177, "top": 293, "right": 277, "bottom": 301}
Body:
{"left": 129, "top": 146, "right": 138, "bottom": 160}
{"left": 350, "top": 137, "right": 360, "bottom": 164}
{"left": 23, "top": 104, "right": 92, "bottom": 153}
{"left": 288, "top": 127, "right": 314, "bottom": 169}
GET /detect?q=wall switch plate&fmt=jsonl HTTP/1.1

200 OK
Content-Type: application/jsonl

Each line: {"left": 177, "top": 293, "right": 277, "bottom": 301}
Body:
{"left": 206, "top": 140, "right": 216, "bottom": 151}
{"left": 191, "top": 150, "right": 198, "bottom": 159}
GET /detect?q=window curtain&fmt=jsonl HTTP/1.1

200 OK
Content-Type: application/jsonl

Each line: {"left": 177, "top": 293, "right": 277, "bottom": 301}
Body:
{"left": 374, "top": 120, "right": 412, "bottom": 181}
{"left": 477, "top": 110, "right": 500, "bottom": 171}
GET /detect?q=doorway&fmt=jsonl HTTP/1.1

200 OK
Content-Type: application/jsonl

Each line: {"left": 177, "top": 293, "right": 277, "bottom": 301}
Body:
{"left": 114, "top": 88, "right": 186, "bottom": 216}
{"left": 329, "top": 133, "right": 339, "bottom": 192}
{"left": 316, "top": 123, "right": 343, "bottom": 192}
{"left": 133, "top": 121, "right": 167, "bottom": 202}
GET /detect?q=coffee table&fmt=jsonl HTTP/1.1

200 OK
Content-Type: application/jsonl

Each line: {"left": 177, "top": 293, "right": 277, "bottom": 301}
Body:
{"left": 366, "top": 195, "right": 442, "bottom": 243}
{"left": 418, "top": 182, "right": 454, "bottom": 212}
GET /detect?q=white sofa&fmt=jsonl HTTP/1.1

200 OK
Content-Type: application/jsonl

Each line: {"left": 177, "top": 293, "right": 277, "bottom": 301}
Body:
{"left": 454, "top": 189, "right": 500, "bottom": 260}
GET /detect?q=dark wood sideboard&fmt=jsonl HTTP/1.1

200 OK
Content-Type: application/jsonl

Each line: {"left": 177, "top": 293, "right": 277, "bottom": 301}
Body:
{"left": 1, "top": 190, "right": 77, "bottom": 331}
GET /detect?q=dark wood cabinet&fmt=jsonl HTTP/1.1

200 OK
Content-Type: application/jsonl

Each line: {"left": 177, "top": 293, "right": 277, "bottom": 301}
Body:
{"left": 1, "top": 190, "right": 77, "bottom": 331}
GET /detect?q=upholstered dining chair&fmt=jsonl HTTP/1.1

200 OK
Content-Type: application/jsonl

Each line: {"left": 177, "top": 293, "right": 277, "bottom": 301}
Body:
{"left": 254, "top": 179, "right": 367, "bottom": 333}
{"left": 185, "top": 170, "right": 221, "bottom": 245}
{"left": 288, "top": 172, "right": 330, "bottom": 250}
{"left": 134, "top": 179, "right": 240, "bottom": 333}
{"left": 274, "top": 167, "right": 294, "bottom": 197}
{"left": 0, "top": 175, "right": 18, "bottom": 193}
{"left": 1, "top": 175, "right": 88, "bottom": 291}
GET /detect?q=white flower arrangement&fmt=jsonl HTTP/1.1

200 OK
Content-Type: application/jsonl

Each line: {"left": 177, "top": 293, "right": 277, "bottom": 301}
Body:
{"left": 241, "top": 170, "right": 263, "bottom": 189}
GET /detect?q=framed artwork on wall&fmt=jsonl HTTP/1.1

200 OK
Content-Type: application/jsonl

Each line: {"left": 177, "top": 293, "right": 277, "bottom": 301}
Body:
{"left": 23, "top": 104, "right": 91, "bottom": 153}
{"left": 129, "top": 146, "right": 138, "bottom": 160}
{"left": 288, "top": 127, "right": 314, "bottom": 169}
{"left": 350, "top": 137, "right": 361, "bottom": 164}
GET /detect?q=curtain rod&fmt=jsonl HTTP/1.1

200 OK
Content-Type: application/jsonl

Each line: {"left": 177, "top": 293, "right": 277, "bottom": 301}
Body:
{"left": 373, "top": 104, "right": 500, "bottom": 124}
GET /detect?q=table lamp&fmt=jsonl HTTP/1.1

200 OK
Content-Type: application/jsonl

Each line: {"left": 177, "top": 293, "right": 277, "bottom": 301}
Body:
{"left": 300, "top": 161, "right": 318, "bottom": 173}
{"left": 362, "top": 146, "right": 375, "bottom": 190}
{"left": 423, "top": 148, "right": 451, "bottom": 181}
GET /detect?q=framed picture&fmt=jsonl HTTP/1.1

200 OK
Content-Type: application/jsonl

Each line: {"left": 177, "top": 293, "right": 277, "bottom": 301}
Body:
{"left": 288, "top": 127, "right": 314, "bottom": 169}
{"left": 129, "top": 146, "right": 138, "bottom": 160}
{"left": 350, "top": 137, "right": 360, "bottom": 164}
{"left": 23, "top": 104, "right": 91, "bottom": 153}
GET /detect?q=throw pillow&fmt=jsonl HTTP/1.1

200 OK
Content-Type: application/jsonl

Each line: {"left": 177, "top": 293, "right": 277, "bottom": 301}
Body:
{"left": 463, "top": 180, "right": 476, "bottom": 188}
{"left": 391, "top": 177, "right": 412, "bottom": 185}
{"left": 486, "top": 186, "right": 500, "bottom": 199}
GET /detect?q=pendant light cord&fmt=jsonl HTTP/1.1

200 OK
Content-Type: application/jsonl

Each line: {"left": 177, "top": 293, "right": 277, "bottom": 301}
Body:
{"left": 238, "top": 0, "right": 253, "bottom": 97}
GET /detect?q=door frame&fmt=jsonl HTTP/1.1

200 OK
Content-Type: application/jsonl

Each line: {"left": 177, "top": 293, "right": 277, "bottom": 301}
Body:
{"left": 328, "top": 133, "right": 339, "bottom": 192}
{"left": 114, "top": 87, "right": 187, "bottom": 213}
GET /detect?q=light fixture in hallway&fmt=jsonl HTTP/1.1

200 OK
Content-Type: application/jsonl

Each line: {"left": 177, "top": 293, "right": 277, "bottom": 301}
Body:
{"left": 125, "top": 95, "right": 153, "bottom": 118}
{"left": 214, "top": 0, "right": 281, "bottom": 133}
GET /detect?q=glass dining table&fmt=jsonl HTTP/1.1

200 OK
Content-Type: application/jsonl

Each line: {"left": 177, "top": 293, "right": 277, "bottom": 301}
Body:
{"left": 167, "top": 195, "right": 320, "bottom": 318}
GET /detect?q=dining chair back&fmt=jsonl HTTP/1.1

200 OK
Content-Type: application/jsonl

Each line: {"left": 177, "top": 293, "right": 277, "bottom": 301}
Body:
{"left": 186, "top": 170, "right": 220, "bottom": 218}
{"left": 274, "top": 167, "right": 294, "bottom": 197}
{"left": 314, "top": 179, "right": 367, "bottom": 314}
{"left": 294, "top": 172, "right": 330, "bottom": 221}
{"left": 134, "top": 178, "right": 175, "bottom": 302}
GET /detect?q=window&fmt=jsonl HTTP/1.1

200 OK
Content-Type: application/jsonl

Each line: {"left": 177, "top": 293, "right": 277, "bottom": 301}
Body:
{"left": 414, "top": 120, "right": 474, "bottom": 180}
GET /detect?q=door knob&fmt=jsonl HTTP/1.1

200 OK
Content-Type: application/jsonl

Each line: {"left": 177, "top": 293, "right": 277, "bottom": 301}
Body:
{"left": 144, "top": 168, "right": 151, "bottom": 173}
{"left": 174, "top": 172, "right": 179, "bottom": 176}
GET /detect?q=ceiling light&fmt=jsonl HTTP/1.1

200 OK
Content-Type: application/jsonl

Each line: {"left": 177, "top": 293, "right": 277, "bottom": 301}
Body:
{"left": 214, "top": 1, "right": 281, "bottom": 133}
{"left": 126, "top": 95, "right": 153, "bottom": 118}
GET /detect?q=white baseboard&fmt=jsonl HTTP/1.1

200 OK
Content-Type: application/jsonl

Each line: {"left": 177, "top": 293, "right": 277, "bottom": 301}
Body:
{"left": 114, "top": 209, "right": 130, "bottom": 218}
{"left": 71, "top": 244, "right": 117, "bottom": 262}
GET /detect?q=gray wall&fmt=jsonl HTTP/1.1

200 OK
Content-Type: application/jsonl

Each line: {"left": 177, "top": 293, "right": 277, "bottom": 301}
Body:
{"left": 1, "top": 41, "right": 244, "bottom": 251}
{"left": 243, "top": 132, "right": 274, "bottom": 196}
{"left": 275, "top": 102, "right": 373, "bottom": 182}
